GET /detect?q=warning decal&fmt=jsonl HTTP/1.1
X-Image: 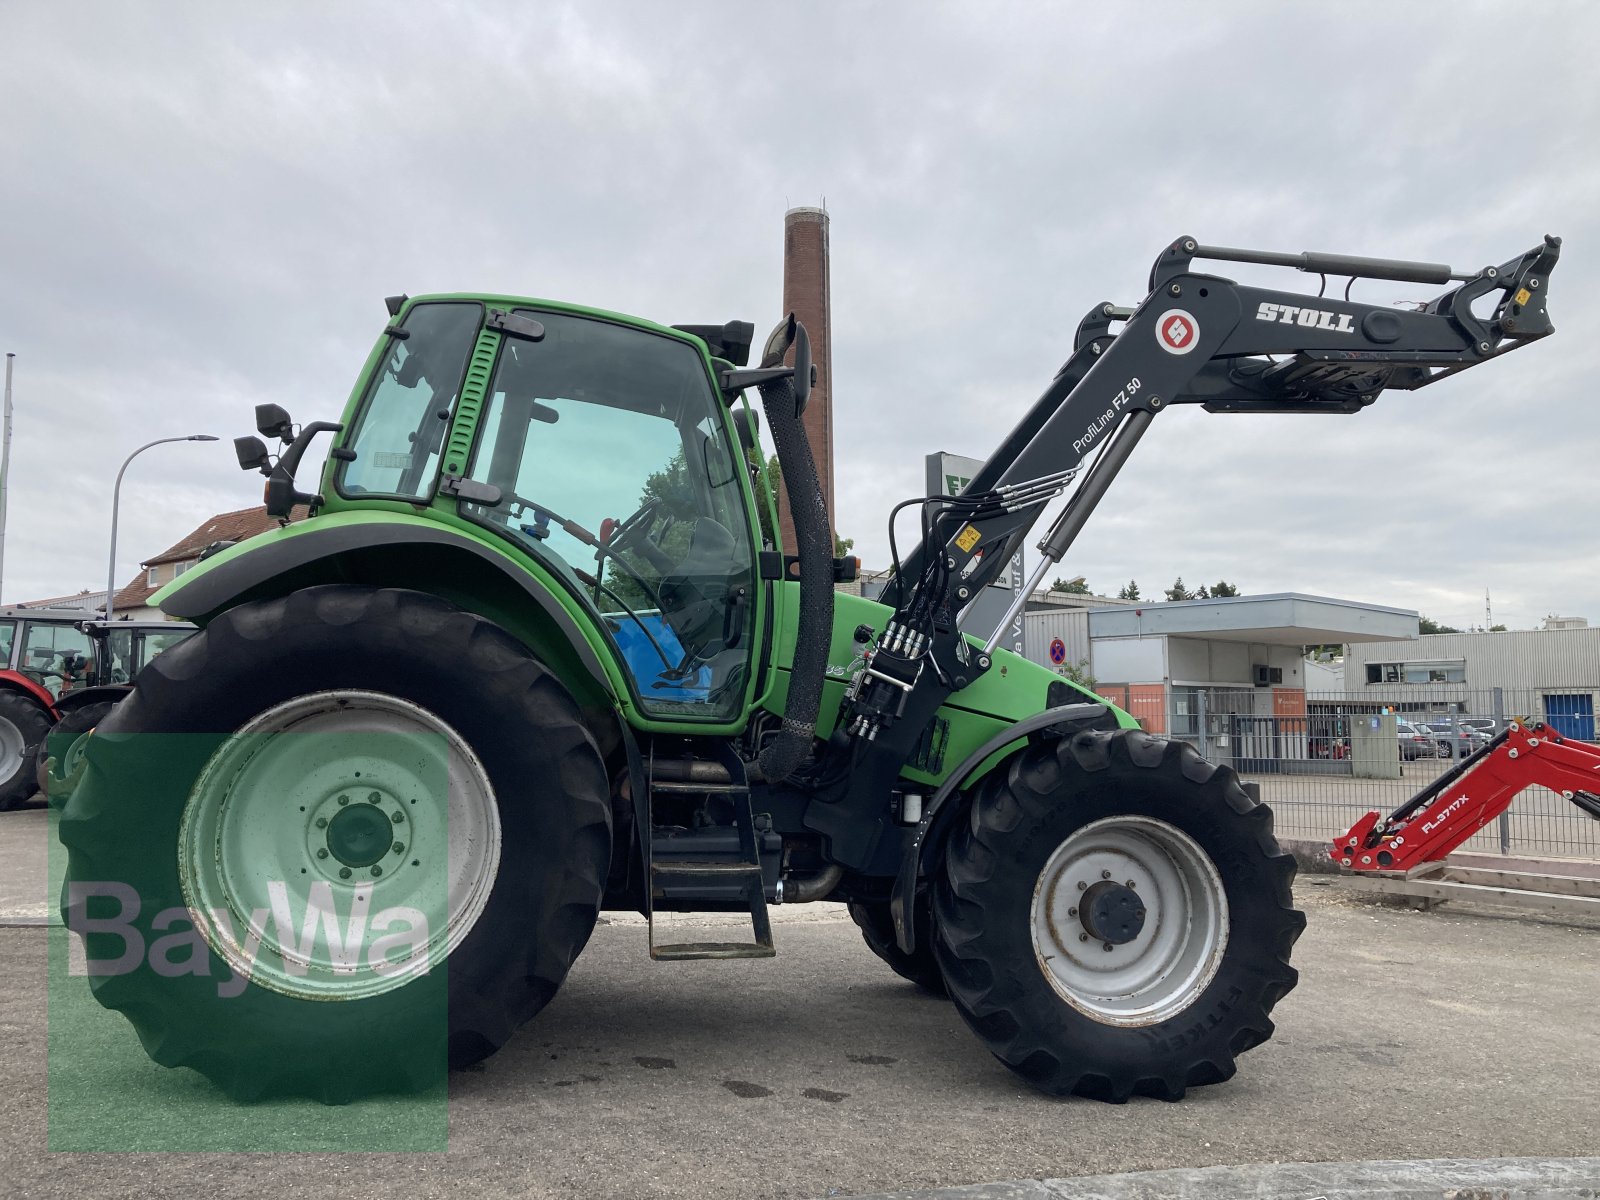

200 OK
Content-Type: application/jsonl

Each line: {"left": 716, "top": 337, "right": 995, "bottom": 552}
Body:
{"left": 954, "top": 524, "right": 982, "bottom": 552}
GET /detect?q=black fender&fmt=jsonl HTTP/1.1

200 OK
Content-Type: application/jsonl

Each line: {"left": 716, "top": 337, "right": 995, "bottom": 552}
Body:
{"left": 54, "top": 685, "right": 132, "bottom": 715}
{"left": 889, "top": 702, "right": 1113, "bottom": 954}
{"left": 158, "top": 521, "right": 616, "bottom": 700}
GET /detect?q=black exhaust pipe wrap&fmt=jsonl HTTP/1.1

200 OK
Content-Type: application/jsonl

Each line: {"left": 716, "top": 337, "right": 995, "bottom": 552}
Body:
{"left": 754, "top": 374, "right": 833, "bottom": 783}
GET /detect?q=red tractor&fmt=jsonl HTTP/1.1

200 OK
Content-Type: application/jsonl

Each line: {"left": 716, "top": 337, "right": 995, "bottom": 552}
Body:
{"left": 0, "top": 606, "right": 193, "bottom": 809}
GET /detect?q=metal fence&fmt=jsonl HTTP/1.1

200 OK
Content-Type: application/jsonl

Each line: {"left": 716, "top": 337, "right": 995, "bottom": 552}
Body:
{"left": 1111, "top": 685, "right": 1600, "bottom": 861}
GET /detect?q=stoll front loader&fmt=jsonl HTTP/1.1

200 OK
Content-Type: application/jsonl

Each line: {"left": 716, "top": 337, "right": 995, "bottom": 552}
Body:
{"left": 60, "top": 234, "right": 1560, "bottom": 1103}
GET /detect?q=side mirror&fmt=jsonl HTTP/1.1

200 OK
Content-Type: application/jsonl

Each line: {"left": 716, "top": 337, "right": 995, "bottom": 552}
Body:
{"left": 791, "top": 320, "right": 813, "bottom": 415}
{"left": 722, "top": 314, "right": 814, "bottom": 413}
{"left": 704, "top": 434, "right": 737, "bottom": 488}
{"left": 732, "top": 407, "right": 760, "bottom": 451}
{"left": 255, "top": 404, "right": 294, "bottom": 442}
{"left": 234, "top": 435, "right": 271, "bottom": 474}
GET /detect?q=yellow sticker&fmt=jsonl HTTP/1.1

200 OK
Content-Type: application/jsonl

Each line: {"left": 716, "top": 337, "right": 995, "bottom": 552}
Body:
{"left": 954, "top": 524, "right": 982, "bottom": 552}
{"left": 1514, "top": 287, "right": 1531, "bottom": 306}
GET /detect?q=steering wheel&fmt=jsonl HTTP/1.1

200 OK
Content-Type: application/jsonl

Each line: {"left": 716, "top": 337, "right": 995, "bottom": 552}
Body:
{"left": 604, "top": 499, "right": 674, "bottom": 572}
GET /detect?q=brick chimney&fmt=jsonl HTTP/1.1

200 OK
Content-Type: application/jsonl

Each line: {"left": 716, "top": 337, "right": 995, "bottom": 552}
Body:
{"left": 778, "top": 206, "right": 835, "bottom": 552}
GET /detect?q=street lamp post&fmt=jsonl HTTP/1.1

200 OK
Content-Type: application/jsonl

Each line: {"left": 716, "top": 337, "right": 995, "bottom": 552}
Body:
{"left": 105, "top": 435, "right": 219, "bottom": 626}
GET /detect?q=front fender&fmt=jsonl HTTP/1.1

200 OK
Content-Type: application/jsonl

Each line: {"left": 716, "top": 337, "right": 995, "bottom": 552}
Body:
{"left": 889, "top": 701, "right": 1118, "bottom": 955}
{"left": 54, "top": 685, "right": 132, "bottom": 714}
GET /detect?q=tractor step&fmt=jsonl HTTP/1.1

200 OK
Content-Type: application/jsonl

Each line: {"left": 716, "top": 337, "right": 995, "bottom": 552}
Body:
{"left": 644, "top": 749, "right": 775, "bottom": 961}
{"left": 651, "top": 860, "right": 764, "bottom": 876}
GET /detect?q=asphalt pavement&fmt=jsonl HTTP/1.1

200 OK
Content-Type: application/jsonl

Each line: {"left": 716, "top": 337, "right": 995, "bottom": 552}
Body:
{"left": 2, "top": 800, "right": 1598, "bottom": 1200}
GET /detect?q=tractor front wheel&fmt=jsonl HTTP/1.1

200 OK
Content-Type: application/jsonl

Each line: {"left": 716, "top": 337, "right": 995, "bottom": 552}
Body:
{"left": 58, "top": 586, "right": 612, "bottom": 1101}
{"left": 933, "top": 727, "right": 1303, "bottom": 1102}
{"left": 849, "top": 899, "right": 946, "bottom": 995}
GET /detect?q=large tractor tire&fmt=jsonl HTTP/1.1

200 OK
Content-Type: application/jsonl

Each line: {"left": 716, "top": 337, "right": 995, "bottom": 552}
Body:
{"left": 37, "top": 700, "right": 117, "bottom": 806}
{"left": 59, "top": 586, "right": 612, "bottom": 1102}
{"left": 0, "top": 690, "right": 52, "bottom": 811}
{"left": 933, "top": 727, "right": 1303, "bottom": 1103}
{"left": 849, "top": 900, "right": 946, "bottom": 996}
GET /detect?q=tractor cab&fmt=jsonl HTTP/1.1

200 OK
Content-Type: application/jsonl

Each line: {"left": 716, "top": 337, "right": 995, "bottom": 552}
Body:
{"left": 330, "top": 299, "right": 763, "bottom": 720}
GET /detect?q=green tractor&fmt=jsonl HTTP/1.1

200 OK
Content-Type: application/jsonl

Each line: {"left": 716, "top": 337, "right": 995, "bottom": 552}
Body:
{"left": 59, "top": 233, "right": 1559, "bottom": 1103}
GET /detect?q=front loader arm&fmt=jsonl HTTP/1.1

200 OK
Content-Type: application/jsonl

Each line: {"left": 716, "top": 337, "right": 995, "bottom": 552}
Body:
{"left": 818, "top": 234, "right": 1561, "bottom": 881}
{"left": 881, "top": 234, "right": 1561, "bottom": 609}
{"left": 1334, "top": 722, "right": 1600, "bottom": 872}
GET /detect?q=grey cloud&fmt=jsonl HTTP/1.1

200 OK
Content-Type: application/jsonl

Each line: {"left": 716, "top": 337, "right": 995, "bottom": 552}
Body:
{"left": 1, "top": 1, "right": 1594, "bottom": 630}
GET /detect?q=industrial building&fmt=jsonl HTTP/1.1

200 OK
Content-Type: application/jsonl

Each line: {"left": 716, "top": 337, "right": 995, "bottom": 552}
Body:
{"left": 1340, "top": 627, "right": 1600, "bottom": 739}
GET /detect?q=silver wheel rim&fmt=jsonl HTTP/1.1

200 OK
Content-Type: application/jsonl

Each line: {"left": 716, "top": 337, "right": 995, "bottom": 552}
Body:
{"left": 179, "top": 690, "right": 501, "bottom": 1001}
{"left": 1031, "top": 815, "right": 1228, "bottom": 1026}
{"left": 0, "top": 715, "right": 23, "bottom": 779}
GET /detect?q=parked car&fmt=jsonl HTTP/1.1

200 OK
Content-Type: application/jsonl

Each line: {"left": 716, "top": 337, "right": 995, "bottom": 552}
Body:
{"left": 1395, "top": 719, "right": 1438, "bottom": 761}
{"left": 1420, "top": 720, "right": 1492, "bottom": 759}
{"left": 1456, "top": 717, "right": 1500, "bottom": 736}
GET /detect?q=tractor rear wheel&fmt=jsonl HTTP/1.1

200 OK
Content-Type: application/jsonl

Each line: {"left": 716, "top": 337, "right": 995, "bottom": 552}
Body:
{"left": 0, "top": 690, "right": 51, "bottom": 810}
{"left": 933, "top": 727, "right": 1303, "bottom": 1102}
{"left": 849, "top": 899, "right": 946, "bottom": 995}
{"left": 58, "top": 586, "right": 612, "bottom": 1101}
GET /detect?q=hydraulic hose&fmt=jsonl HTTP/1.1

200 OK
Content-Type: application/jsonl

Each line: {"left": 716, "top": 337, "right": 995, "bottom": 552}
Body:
{"left": 753, "top": 375, "right": 833, "bottom": 783}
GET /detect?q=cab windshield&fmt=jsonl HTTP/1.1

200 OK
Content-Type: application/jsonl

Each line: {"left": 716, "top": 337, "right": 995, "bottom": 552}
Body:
{"left": 461, "top": 310, "right": 755, "bottom": 719}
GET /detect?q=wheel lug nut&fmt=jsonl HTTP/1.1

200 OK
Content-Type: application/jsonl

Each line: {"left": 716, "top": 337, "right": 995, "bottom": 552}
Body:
{"left": 339, "top": 867, "right": 352, "bottom": 879}
{"left": 1126, "top": 879, "right": 1137, "bottom": 888}
{"left": 338, "top": 794, "right": 350, "bottom": 806}
{"left": 1068, "top": 907, "right": 1077, "bottom": 917}
{"left": 1076, "top": 880, "right": 1086, "bottom": 891}
{"left": 316, "top": 848, "right": 329, "bottom": 859}
{"left": 368, "top": 791, "right": 381, "bottom": 804}
{"left": 1079, "top": 933, "right": 1089, "bottom": 942}
{"left": 393, "top": 842, "right": 405, "bottom": 855}
{"left": 315, "top": 817, "right": 328, "bottom": 829}
{"left": 1102, "top": 942, "right": 1114, "bottom": 952}
{"left": 371, "top": 865, "right": 383, "bottom": 877}
{"left": 392, "top": 811, "right": 405, "bottom": 824}
{"left": 1100, "top": 869, "right": 1112, "bottom": 880}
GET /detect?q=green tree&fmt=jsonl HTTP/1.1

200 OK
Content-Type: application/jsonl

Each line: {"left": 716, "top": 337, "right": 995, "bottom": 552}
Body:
{"left": 1489, "top": 623, "right": 1507, "bottom": 632}
{"left": 752, "top": 451, "right": 782, "bottom": 546}
{"left": 750, "top": 450, "right": 853, "bottom": 558}
{"left": 1050, "top": 577, "right": 1090, "bottom": 594}
{"left": 1164, "top": 576, "right": 1194, "bottom": 602}
{"left": 603, "top": 450, "right": 698, "bottom": 609}
{"left": 1055, "top": 657, "right": 1098, "bottom": 691}
{"left": 1418, "top": 615, "right": 1462, "bottom": 635}
{"left": 1117, "top": 580, "right": 1140, "bottom": 601}
{"left": 1209, "top": 580, "right": 1239, "bottom": 597}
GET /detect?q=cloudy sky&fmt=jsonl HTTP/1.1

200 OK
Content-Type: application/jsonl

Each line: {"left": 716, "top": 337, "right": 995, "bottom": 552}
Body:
{"left": 2, "top": 2, "right": 1596, "bottom": 631}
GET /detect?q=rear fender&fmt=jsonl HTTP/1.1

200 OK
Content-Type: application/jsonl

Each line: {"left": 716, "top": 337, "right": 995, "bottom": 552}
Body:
{"left": 153, "top": 516, "right": 618, "bottom": 717}
{"left": 0, "top": 671, "right": 61, "bottom": 716}
{"left": 54, "top": 685, "right": 132, "bottom": 715}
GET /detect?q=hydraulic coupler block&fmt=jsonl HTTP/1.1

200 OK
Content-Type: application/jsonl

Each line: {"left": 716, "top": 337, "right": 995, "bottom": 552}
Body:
{"left": 845, "top": 622, "right": 925, "bottom": 742}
